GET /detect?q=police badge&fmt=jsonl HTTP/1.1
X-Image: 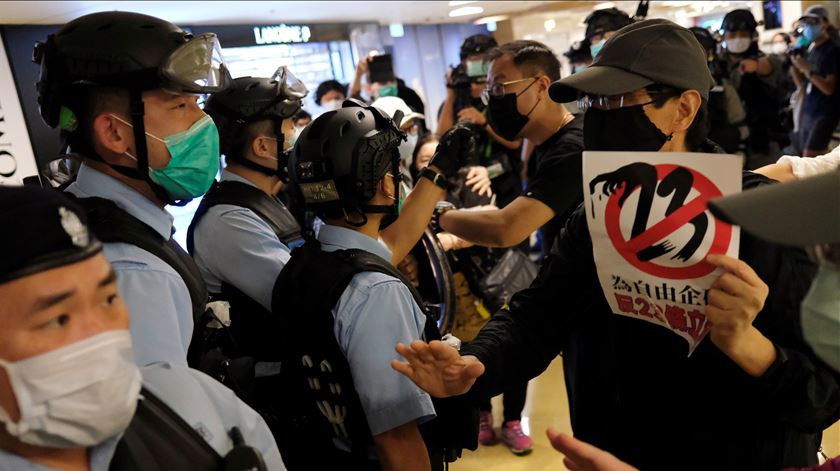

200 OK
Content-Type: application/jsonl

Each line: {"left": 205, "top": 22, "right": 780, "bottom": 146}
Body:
{"left": 59, "top": 206, "right": 90, "bottom": 247}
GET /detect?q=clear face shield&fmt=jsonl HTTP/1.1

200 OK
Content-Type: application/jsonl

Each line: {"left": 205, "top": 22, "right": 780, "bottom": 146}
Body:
{"left": 160, "top": 33, "right": 231, "bottom": 94}
{"left": 265, "top": 66, "right": 310, "bottom": 118}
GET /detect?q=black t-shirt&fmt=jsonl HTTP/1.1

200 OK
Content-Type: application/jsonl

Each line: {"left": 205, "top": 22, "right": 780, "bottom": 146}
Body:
{"left": 805, "top": 39, "right": 840, "bottom": 118}
{"left": 523, "top": 115, "right": 585, "bottom": 255}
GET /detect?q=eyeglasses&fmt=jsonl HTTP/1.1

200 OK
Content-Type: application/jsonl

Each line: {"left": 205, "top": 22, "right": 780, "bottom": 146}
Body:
{"left": 481, "top": 77, "right": 539, "bottom": 105}
{"left": 575, "top": 90, "right": 668, "bottom": 112}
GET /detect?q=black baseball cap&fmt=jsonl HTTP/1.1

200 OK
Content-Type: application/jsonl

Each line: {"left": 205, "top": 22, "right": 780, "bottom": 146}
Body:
{"left": 800, "top": 5, "right": 830, "bottom": 22}
{"left": 549, "top": 19, "right": 715, "bottom": 103}
{"left": 708, "top": 170, "right": 840, "bottom": 246}
{"left": 0, "top": 185, "right": 102, "bottom": 284}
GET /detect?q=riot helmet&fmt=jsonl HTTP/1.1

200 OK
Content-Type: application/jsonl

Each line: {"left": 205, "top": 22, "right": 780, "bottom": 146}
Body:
{"left": 33, "top": 11, "right": 231, "bottom": 205}
{"left": 289, "top": 99, "right": 406, "bottom": 227}
{"left": 204, "top": 67, "right": 308, "bottom": 179}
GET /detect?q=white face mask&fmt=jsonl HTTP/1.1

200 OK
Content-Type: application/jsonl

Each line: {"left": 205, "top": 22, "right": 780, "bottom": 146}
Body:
{"left": 322, "top": 99, "right": 343, "bottom": 112}
{"left": 0, "top": 330, "right": 141, "bottom": 448}
{"left": 398, "top": 132, "right": 419, "bottom": 168}
{"left": 771, "top": 43, "right": 788, "bottom": 55}
{"left": 725, "top": 37, "right": 752, "bottom": 54}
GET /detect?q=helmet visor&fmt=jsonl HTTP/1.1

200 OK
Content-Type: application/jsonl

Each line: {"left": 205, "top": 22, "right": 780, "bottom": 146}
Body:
{"left": 271, "top": 66, "right": 309, "bottom": 100}
{"left": 161, "top": 33, "right": 231, "bottom": 94}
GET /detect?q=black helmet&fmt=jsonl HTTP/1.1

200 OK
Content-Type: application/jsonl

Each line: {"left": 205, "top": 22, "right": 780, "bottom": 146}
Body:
{"left": 721, "top": 9, "right": 759, "bottom": 33}
{"left": 289, "top": 99, "right": 405, "bottom": 226}
{"left": 584, "top": 8, "right": 633, "bottom": 41}
{"left": 690, "top": 26, "right": 717, "bottom": 52}
{"left": 204, "top": 67, "right": 308, "bottom": 174}
{"left": 32, "top": 11, "right": 231, "bottom": 205}
{"left": 563, "top": 39, "right": 592, "bottom": 63}
{"left": 33, "top": 11, "right": 230, "bottom": 130}
{"left": 460, "top": 34, "right": 498, "bottom": 60}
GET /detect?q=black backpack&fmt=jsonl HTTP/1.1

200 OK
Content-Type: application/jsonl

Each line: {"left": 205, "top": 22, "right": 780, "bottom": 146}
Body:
{"left": 269, "top": 239, "right": 477, "bottom": 470}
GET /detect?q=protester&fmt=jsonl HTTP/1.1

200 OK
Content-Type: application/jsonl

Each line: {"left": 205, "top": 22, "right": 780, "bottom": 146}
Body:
{"left": 435, "top": 40, "right": 584, "bottom": 256}
{"left": 393, "top": 19, "right": 839, "bottom": 470}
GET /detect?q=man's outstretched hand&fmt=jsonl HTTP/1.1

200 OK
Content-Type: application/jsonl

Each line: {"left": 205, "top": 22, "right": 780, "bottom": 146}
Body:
{"left": 391, "top": 340, "right": 485, "bottom": 397}
{"left": 547, "top": 429, "right": 639, "bottom": 471}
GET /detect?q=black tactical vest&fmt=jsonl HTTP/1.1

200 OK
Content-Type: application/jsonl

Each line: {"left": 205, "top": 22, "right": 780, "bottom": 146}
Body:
{"left": 270, "top": 240, "right": 477, "bottom": 470}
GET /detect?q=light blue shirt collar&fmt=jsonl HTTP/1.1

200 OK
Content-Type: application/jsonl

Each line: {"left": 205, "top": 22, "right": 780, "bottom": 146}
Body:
{"left": 67, "top": 164, "right": 174, "bottom": 240}
{"left": 317, "top": 225, "right": 392, "bottom": 262}
{"left": 0, "top": 435, "right": 120, "bottom": 471}
{"left": 220, "top": 169, "right": 258, "bottom": 188}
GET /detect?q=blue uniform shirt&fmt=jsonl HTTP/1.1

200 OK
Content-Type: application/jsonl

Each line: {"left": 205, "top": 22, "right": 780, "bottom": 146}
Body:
{"left": 0, "top": 363, "right": 286, "bottom": 471}
{"left": 66, "top": 164, "right": 193, "bottom": 367}
{"left": 317, "top": 225, "right": 436, "bottom": 436}
{"left": 191, "top": 170, "right": 296, "bottom": 310}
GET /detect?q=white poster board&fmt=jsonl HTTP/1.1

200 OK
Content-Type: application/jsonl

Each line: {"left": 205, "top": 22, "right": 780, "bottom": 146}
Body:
{"left": 0, "top": 33, "right": 38, "bottom": 185}
{"left": 583, "top": 151, "right": 743, "bottom": 355}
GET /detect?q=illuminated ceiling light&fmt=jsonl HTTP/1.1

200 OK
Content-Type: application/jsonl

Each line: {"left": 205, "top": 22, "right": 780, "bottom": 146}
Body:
{"left": 474, "top": 14, "right": 509, "bottom": 25}
{"left": 449, "top": 6, "right": 484, "bottom": 17}
{"left": 594, "top": 2, "right": 615, "bottom": 9}
{"left": 486, "top": 22, "right": 497, "bottom": 32}
{"left": 449, "top": 0, "right": 476, "bottom": 6}
{"left": 389, "top": 23, "right": 404, "bottom": 38}
{"left": 544, "top": 19, "right": 556, "bottom": 32}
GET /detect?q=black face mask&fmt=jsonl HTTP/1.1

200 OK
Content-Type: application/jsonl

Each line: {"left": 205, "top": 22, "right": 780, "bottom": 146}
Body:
{"left": 583, "top": 104, "right": 672, "bottom": 152}
{"left": 486, "top": 81, "right": 540, "bottom": 141}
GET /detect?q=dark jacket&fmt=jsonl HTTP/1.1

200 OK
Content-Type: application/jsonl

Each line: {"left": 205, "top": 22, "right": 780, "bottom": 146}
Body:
{"left": 462, "top": 171, "right": 840, "bottom": 470}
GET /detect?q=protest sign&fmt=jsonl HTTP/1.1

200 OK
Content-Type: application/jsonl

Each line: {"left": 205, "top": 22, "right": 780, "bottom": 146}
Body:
{"left": 584, "top": 151, "right": 742, "bottom": 354}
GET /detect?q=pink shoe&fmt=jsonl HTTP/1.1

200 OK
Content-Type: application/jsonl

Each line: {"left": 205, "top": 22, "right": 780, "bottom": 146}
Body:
{"left": 501, "top": 420, "right": 533, "bottom": 455}
{"left": 478, "top": 411, "right": 497, "bottom": 445}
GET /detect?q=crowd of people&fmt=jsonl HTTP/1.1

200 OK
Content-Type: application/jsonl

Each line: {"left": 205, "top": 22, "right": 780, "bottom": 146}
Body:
{"left": 1, "top": 3, "right": 839, "bottom": 471}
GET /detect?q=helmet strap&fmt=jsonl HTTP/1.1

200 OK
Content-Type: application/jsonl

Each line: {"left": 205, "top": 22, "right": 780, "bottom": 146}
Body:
{"left": 128, "top": 89, "right": 185, "bottom": 206}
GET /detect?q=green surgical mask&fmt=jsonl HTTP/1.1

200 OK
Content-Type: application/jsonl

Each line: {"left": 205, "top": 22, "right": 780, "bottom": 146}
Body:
{"left": 114, "top": 114, "right": 220, "bottom": 201}
{"left": 378, "top": 83, "right": 398, "bottom": 98}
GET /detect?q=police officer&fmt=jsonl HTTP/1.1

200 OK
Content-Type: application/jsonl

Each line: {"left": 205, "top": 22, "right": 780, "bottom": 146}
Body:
{"left": 268, "top": 100, "right": 476, "bottom": 470}
{"left": 33, "top": 11, "right": 230, "bottom": 367}
{"left": 0, "top": 185, "right": 283, "bottom": 471}
{"left": 185, "top": 71, "right": 308, "bottom": 425}
{"left": 191, "top": 70, "right": 306, "bottom": 315}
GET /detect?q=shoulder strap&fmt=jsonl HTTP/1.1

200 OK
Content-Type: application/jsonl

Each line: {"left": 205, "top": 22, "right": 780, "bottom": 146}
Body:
{"left": 187, "top": 181, "right": 302, "bottom": 254}
{"left": 110, "top": 387, "right": 223, "bottom": 471}
{"left": 70, "top": 195, "right": 208, "bottom": 324}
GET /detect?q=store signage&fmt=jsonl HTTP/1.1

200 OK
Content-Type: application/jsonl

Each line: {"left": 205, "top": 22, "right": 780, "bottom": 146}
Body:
{"left": 253, "top": 24, "right": 312, "bottom": 45}
{"left": 0, "top": 34, "right": 38, "bottom": 185}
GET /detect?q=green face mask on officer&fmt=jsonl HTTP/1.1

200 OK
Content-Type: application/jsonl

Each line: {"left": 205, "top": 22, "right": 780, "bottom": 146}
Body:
{"left": 112, "top": 114, "right": 220, "bottom": 201}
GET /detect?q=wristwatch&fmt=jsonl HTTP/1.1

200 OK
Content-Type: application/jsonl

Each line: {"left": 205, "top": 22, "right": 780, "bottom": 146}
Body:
{"left": 431, "top": 201, "right": 456, "bottom": 231}
{"left": 420, "top": 167, "right": 449, "bottom": 190}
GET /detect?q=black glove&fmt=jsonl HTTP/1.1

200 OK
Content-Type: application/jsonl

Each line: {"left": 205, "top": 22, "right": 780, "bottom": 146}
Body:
{"left": 429, "top": 124, "right": 477, "bottom": 178}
